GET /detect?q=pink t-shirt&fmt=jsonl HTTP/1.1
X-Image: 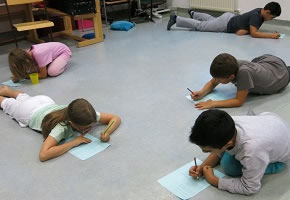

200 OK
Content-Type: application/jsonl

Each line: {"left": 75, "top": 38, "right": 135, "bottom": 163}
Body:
{"left": 30, "top": 42, "right": 71, "bottom": 67}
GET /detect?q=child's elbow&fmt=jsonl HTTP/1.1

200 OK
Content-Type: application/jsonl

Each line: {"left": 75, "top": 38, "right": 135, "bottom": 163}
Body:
{"left": 236, "top": 101, "right": 244, "bottom": 107}
{"left": 39, "top": 151, "right": 49, "bottom": 162}
{"left": 234, "top": 98, "right": 245, "bottom": 107}
{"left": 235, "top": 29, "right": 248, "bottom": 36}
{"left": 236, "top": 32, "right": 246, "bottom": 36}
{"left": 250, "top": 32, "right": 259, "bottom": 38}
{"left": 243, "top": 186, "right": 260, "bottom": 195}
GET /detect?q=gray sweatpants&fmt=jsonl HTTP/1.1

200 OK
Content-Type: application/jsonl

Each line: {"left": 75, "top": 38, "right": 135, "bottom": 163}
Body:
{"left": 176, "top": 12, "right": 236, "bottom": 32}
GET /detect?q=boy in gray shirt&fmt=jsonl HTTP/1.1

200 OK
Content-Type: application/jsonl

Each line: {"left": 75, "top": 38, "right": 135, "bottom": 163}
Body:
{"left": 191, "top": 53, "right": 290, "bottom": 109}
{"left": 167, "top": 2, "right": 281, "bottom": 39}
{"left": 189, "top": 109, "right": 290, "bottom": 195}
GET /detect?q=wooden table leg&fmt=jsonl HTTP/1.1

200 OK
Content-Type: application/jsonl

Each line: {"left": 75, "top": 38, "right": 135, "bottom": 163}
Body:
{"left": 77, "top": 13, "right": 104, "bottom": 48}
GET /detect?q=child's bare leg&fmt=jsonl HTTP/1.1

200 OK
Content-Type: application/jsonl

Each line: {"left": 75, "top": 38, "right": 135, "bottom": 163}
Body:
{"left": 0, "top": 85, "right": 22, "bottom": 98}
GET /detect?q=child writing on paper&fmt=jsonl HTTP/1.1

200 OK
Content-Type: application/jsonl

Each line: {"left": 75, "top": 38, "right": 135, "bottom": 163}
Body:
{"left": 188, "top": 109, "right": 290, "bottom": 195}
{"left": 9, "top": 42, "right": 71, "bottom": 82}
{"left": 0, "top": 86, "right": 121, "bottom": 162}
{"left": 168, "top": 2, "right": 281, "bottom": 39}
{"left": 191, "top": 53, "right": 290, "bottom": 110}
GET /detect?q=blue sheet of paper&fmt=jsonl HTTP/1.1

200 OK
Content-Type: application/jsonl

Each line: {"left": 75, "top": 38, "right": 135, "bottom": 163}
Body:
{"left": 1, "top": 80, "right": 22, "bottom": 87}
{"left": 64, "top": 134, "right": 111, "bottom": 160}
{"left": 158, "top": 159, "right": 225, "bottom": 200}
{"left": 279, "top": 34, "right": 286, "bottom": 39}
{"left": 1, "top": 79, "right": 29, "bottom": 87}
{"left": 186, "top": 90, "right": 235, "bottom": 104}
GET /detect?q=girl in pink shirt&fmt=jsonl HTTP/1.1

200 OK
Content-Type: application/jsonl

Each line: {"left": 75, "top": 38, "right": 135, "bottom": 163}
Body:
{"left": 8, "top": 42, "right": 71, "bottom": 82}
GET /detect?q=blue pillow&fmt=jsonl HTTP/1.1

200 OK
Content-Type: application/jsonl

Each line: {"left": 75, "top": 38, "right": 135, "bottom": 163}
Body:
{"left": 82, "top": 33, "right": 106, "bottom": 39}
{"left": 111, "top": 21, "right": 135, "bottom": 31}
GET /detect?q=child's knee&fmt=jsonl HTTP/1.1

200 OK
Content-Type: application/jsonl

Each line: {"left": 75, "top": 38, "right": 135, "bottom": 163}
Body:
{"left": 47, "top": 59, "right": 68, "bottom": 77}
{"left": 221, "top": 152, "right": 243, "bottom": 177}
{"left": 47, "top": 70, "right": 58, "bottom": 77}
{"left": 47, "top": 68, "right": 64, "bottom": 77}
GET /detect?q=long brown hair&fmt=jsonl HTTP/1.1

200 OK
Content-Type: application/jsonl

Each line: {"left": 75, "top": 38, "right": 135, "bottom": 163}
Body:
{"left": 41, "top": 99, "right": 97, "bottom": 139}
{"left": 8, "top": 48, "right": 38, "bottom": 82}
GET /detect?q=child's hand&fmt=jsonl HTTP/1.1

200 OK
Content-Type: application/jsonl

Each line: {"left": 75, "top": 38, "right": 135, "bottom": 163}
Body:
{"left": 195, "top": 99, "right": 214, "bottom": 110}
{"left": 272, "top": 32, "right": 280, "bottom": 39}
{"left": 189, "top": 165, "right": 203, "bottom": 179}
{"left": 11, "top": 77, "right": 19, "bottom": 83}
{"left": 74, "top": 135, "right": 92, "bottom": 146}
{"left": 100, "top": 132, "right": 110, "bottom": 142}
{"left": 81, "top": 127, "right": 92, "bottom": 135}
{"left": 191, "top": 91, "right": 203, "bottom": 100}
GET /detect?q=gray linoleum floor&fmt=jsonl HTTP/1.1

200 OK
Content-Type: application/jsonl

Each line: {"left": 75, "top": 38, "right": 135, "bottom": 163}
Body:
{"left": 1, "top": 15, "right": 290, "bottom": 200}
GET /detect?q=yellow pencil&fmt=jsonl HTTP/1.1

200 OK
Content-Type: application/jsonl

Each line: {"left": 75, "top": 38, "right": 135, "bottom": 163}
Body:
{"left": 103, "top": 121, "right": 115, "bottom": 135}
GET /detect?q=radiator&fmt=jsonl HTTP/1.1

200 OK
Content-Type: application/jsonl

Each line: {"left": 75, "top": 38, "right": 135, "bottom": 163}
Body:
{"left": 189, "top": 0, "right": 238, "bottom": 13}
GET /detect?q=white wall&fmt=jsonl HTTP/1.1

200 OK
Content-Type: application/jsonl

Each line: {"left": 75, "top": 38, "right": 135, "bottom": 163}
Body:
{"left": 238, "top": 0, "right": 290, "bottom": 21}
{"left": 171, "top": 0, "right": 189, "bottom": 8}
{"left": 171, "top": 0, "right": 290, "bottom": 21}
{"left": 166, "top": 0, "right": 173, "bottom": 7}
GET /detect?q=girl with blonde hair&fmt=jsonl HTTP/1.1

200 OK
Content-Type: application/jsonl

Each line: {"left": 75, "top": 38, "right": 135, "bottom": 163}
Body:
{"left": 9, "top": 42, "right": 71, "bottom": 82}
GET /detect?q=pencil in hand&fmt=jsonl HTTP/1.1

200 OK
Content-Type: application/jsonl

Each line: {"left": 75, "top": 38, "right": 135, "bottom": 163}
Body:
{"left": 194, "top": 157, "right": 200, "bottom": 180}
{"left": 187, "top": 88, "right": 198, "bottom": 100}
{"left": 103, "top": 121, "right": 115, "bottom": 136}
{"left": 187, "top": 88, "right": 194, "bottom": 94}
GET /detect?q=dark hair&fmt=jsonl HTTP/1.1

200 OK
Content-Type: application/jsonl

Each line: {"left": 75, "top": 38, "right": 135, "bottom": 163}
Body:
{"left": 264, "top": 2, "right": 281, "bottom": 16}
{"left": 210, "top": 53, "right": 238, "bottom": 78}
{"left": 41, "top": 98, "right": 97, "bottom": 139}
{"left": 189, "top": 109, "right": 236, "bottom": 149}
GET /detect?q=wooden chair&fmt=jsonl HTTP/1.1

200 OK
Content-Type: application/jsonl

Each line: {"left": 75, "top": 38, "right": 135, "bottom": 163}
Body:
{"left": 102, "top": 0, "right": 131, "bottom": 24}
{"left": 47, "top": 1, "right": 104, "bottom": 48}
{"left": 4, "top": 0, "right": 54, "bottom": 47}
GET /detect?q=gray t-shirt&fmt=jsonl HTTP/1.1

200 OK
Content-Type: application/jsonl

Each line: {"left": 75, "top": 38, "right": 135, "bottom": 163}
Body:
{"left": 218, "top": 112, "right": 290, "bottom": 195}
{"left": 227, "top": 8, "right": 264, "bottom": 33}
{"left": 232, "top": 54, "right": 289, "bottom": 94}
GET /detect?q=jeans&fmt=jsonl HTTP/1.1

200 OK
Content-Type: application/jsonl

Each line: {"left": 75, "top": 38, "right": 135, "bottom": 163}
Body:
{"left": 220, "top": 152, "right": 285, "bottom": 177}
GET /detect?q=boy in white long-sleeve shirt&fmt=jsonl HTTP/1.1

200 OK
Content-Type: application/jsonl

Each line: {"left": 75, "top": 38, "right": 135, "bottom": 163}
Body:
{"left": 189, "top": 109, "right": 290, "bottom": 195}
